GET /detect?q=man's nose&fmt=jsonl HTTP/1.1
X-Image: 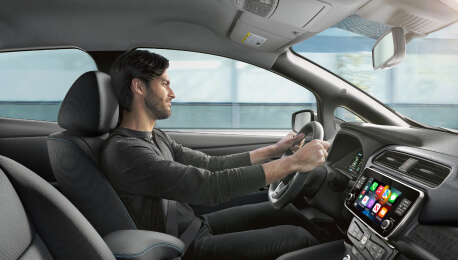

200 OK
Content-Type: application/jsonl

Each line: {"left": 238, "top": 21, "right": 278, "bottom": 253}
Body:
{"left": 169, "top": 87, "right": 175, "bottom": 99}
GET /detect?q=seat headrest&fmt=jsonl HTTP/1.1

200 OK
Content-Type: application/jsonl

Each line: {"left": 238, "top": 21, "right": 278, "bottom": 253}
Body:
{"left": 58, "top": 71, "right": 119, "bottom": 136}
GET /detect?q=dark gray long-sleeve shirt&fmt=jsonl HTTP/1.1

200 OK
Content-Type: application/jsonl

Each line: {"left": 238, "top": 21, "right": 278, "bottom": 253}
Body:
{"left": 100, "top": 127, "right": 266, "bottom": 235}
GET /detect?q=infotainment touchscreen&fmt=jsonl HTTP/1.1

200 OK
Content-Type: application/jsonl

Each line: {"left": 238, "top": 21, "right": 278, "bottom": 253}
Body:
{"left": 353, "top": 178, "right": 402, "bottom": 227}
{"left": 345, "top": 168, "right": 424, "bottom": 238}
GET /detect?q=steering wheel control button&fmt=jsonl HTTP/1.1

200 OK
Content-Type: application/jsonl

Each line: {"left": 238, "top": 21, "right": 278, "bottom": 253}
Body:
{"left": 343, "top": 254, "right": 351, "bottom": 260}
{"left": 381, "top": 220, "right": 393, "bottom": 231}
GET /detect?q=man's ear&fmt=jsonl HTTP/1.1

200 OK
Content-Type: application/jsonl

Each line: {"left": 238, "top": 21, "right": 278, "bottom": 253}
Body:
{"left": 131, "top": 78, "right": 145, "bottom": 95}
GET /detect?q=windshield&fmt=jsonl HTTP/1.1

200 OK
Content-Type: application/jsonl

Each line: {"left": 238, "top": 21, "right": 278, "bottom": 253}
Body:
{"left": 293, "top": 22, "right": 458, "bottom": 130}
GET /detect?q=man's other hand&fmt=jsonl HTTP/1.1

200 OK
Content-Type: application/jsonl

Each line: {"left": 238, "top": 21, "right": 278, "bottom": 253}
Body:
{"left": 289, "top": 139, "right": 330, "bottom": 173}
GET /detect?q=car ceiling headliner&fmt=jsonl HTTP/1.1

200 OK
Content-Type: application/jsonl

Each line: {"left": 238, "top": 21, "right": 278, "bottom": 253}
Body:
{"left": 0, "top": 0, "right": 283, "bottom": 68}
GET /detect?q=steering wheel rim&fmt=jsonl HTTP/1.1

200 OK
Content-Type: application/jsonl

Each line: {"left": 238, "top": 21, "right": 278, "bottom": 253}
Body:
{"left": 268, "top": 121, "right": 324, "bottom": 209}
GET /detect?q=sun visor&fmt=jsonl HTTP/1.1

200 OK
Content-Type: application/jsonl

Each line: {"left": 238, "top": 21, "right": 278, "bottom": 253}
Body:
{"left": 358, "top": 0, "right": 458, "bottom": 34}
{"left": 231, "top": 0, "right": 332, "bottom": 51}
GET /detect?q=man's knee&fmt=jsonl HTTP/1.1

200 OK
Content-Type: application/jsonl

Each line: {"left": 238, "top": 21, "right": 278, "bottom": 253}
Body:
{"left": 281, "top": 225, "right": 320, "bottom": 248}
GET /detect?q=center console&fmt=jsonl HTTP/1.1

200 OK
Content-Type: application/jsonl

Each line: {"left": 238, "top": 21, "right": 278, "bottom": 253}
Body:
{"left": 343, "top": 168, "right": 426, "bottom": 259}
{"left": 345, "top": 168, "right": 424, "bottom": 238}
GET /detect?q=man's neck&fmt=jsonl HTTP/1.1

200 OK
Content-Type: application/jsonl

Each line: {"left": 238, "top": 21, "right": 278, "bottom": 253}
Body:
{"left": 119, "top": 109, "right": 156, "bottom": 132}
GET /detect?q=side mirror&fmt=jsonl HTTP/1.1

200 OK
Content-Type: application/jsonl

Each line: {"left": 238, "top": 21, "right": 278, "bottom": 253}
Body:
{"left": 372, "top": 27, "right": 406, "bottom": 70}
{"left": 292, "top": 110, "right": 315, "bottom": 133}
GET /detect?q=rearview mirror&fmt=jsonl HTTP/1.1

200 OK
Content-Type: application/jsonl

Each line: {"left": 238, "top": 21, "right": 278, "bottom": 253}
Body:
{"left": 372, "top": 27, "right": 406, "bottom": 70}
{"left": 292, "top": 110, "right": 315, "bottom": 133}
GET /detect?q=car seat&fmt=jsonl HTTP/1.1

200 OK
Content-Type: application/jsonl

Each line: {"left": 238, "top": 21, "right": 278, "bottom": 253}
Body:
{"left": 0, "top": 155, "right": 115, "bottom": 260}
{"left": 47, "top": 71, "right": 185, "bottom": 259}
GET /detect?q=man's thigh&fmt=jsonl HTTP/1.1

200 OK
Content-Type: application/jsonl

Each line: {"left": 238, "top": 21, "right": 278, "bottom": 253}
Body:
{"left": 203, "top": 201, "right": 306, "bottom": 235}
{"left": 187, "top": 224, "right": 318, "bottom": 260}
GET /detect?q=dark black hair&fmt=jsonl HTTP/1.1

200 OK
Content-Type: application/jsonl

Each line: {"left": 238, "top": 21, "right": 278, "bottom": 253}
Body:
{"left": 110, "top": 50, "right": 169, "bottom": 112}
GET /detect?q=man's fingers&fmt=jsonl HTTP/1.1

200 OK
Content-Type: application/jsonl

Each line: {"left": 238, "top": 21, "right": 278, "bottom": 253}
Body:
{"left": 322, "top": 147, "right": 328, "bottom": 158}
{"left": 293, "top": 133, "right": 304, "bottom": 141}
{"left": 320, "top": 140, "right": 331, "bottom": 150}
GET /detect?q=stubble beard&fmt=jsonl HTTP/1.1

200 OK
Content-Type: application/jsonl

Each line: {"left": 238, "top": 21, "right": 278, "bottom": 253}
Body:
{"left": 145, "top": 88, "right": 171, "bottom": 120}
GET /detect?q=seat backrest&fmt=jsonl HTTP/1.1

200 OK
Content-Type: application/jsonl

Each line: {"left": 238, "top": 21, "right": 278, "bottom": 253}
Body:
{"left": 0, "top": 155, "right": 115, "bottom": 260}
{"left": 47, "top": 71, "right": 137, "bottom": 237}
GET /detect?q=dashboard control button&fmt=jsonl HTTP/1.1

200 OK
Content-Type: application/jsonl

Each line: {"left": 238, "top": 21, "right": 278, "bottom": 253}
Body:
{"left": 395, "top": 198, "right": 412, "bottom": 216}
{"left": 355, "top": 176, "right": 366, "bottom": 189}
{"left": 372, "top": 243, "right": 380, "bottom": 252}
{"left": 351, "top": 230, "right": 358, "bottom": 237}
{"left": 369, "top": 248, "right": 376, "bottom": 257}
{"left": 343, "top": 254, "right": 351, "bottom": 260}
{"left": 366, "top": 240, "right": 373, "bottom": 248}
{"left": 357, "top": 242, "right": 365, "bottom": 251}
{"left": 361, "top": 235, "right": 368, "bottom": 245}
{"left": 356, "top": 232, "right": 363, "bottom": 240}
{"left": 381, "top": 220, "right": 393, "bottom": 231}
{"left": 349, "top": 222, "right": 356, "bottom": 232}
{"left": 375, "top": 248, "right": 385, "bottom": 260}
{"left": 346, "top": 193, "right": 355, "bottom": 203}
{"left": 351, "top": 246, "right": 359, "bottom": 257}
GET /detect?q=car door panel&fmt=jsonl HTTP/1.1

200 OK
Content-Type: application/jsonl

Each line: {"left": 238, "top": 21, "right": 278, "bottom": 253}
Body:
{"left": 167, "top": 131, "right": 282, "bottom": 156}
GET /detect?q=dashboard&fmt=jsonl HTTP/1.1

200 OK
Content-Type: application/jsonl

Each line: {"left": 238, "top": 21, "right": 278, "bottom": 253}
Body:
{"left": 309, "top": 122, "right": 458, "bottom": 260}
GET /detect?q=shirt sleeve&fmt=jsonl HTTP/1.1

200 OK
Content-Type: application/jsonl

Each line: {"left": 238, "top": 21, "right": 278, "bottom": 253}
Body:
{"left": 161, "top": 131, "right": 253, "bottom": 171}
{"left": 102, "top": 136, "right": 266, "bottom": 207}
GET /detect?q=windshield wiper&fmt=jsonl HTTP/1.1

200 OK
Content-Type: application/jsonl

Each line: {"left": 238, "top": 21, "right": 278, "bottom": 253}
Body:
{"left": 395, "top": 111, "right": 458, "bottom": 134}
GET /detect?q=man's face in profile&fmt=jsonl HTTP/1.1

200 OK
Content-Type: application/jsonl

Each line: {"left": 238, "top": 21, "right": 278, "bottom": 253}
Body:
{"left": 144, "top": 70, "right": 174, "bottom": 120}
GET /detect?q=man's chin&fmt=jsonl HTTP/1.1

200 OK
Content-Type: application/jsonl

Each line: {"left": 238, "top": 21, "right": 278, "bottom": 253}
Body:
{"left": 157, "top": 112, "right": 171, "bottom": 120}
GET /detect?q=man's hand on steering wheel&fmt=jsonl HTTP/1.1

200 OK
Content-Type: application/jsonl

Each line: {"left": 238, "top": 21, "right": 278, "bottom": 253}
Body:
{"left": 266, "top": 121, "right": 330, "bottom": 209}
{"left": 272, "top": 132, "right": 305, "bottom": 157}
{"left": 289, "top": 139, "right": 330, "bottom": 172}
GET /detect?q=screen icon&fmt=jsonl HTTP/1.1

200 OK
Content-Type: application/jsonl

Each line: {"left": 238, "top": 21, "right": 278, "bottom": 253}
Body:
{"left": 389, "top": 193, "right": 398, "bottom": 203}
{"left": 359, "top": 194, "right": 363, "bottom": 199}
{"left": 372, "top": 203, "right": 381, "bottom": 213}
{"left": 382, "top": 189, "right": 391, "bottom": 200}
{"left": 367, "top": 199, "right": 375, "bottom": 209}
{"left": 362, "top": 190, "right": 365, "bottom": 195}
{"left": 370, "top": 182, "right": 379, "bottom": 191}
{"left": 376, "top": 185, "right": 385, "bottom": 195}
{"left": 361, "top": 196, "right": 369, "bottom": 206}
{"left": 364, "top": 185, "right": 369, "bottom": 191}
{"left": 378, "top": 207, "right": 388, "bottom": 218}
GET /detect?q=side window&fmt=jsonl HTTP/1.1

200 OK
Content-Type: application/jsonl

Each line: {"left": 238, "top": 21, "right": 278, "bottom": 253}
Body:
{"left": 334, "top": 107, "right": 365, "bottom": 123}
{"left": 0, "top": 49, "right": 98, "bottom": 121}
{"left": 140, "top": 49, "right": 316, "bottom": 130}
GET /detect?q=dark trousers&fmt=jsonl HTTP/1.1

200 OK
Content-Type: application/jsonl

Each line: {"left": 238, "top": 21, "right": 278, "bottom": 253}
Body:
{"left": 184, "top": 202, "right": 325, "bottom": 260}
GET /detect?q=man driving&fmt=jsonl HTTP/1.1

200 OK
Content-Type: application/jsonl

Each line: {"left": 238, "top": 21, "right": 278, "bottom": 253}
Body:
{"left": 100, "top": 50, "right": 330, "bottom": 260}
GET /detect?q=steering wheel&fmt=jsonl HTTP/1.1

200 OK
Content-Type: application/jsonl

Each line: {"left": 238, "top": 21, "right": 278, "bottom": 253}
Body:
{"left": 268, "top": 121, "right": 324, "bottom": 209}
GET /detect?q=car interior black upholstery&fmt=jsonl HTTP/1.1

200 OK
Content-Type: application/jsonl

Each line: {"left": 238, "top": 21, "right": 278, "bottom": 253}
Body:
{"left": 47, "top": 71, "right": 185, "bottom": 260}
{"left": 0, "top": 155, "right": 115, "bottom": 260}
